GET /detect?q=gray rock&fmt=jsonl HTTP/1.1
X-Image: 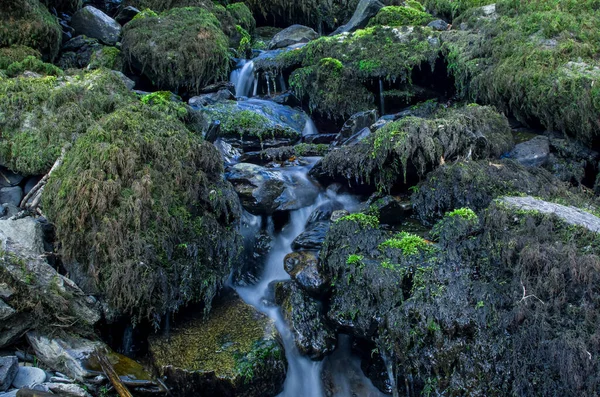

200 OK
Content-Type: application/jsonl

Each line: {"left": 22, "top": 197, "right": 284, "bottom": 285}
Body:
{"left": 509, "top": 135, "right": 550, "bottom": 167}
{"left": 333, "top": 109, "right": 377, "bottom": 146}
{"left": 111, "top": 71, "right": 134, "bottom": 90}
{"left": 0, "top": 169, "right": 23, "bottom": 188}
{"left": 0, "top": 357, "right": 18, "bottom": 391}
{"left": 213, "top": 139, "right": 241, "bottom": 165}
{"left": 71, "top": 6, "right": 122, "bottom": 46}
{"left": 0, "top": 188, "right": 22, "bottom": 207}
{"left": 0, "top": 390, "right": 17, "bottom": 397}
{"left": 332, "top": 0, "right": 384, "bottom": 35}
{"left": 340, "top": 127, "right": 371, "bottom": 146}
{"left": 115, "top": 6, "right": 139, "bottom": 25}
{"left": 227, "top": 163, "right": 286, "bottom": 215}
{"left": 268, "top": 25, "right": 319, "bottom": 49}
{"left": 303, "top": 133, "right": 338, "bottom": 145}
{"left": 188, "top": 89, "right": 234, "bottom": 107}
{"left": 307, "top": 201, "right": 344, "bottom": 224}
{"left": 0, "top": 218, "right": 45, "bottom": 255}
{"left": 428, "top": 19, "right": 450, "bottom": 31}
{"left": 331, "top": 210, "right": 349, "bottom": 222}
{"left": 0, "top": 299, "right": 15, "bottom": 321}
{"left": 0, "top": 315, "right": 34, "bottom": 349}
{"left": 11, "top": 367, "right": 46, "bottom": 388}
{"left": 292, "top": 221, "right": 330, "bottom": 250}
{"left": 57, "top": 36, "right": 102, "bottom": 70}
{"left": 499, "top": 196, "right": 600, "bottom": 233}
{"left": 0, "top": 284, "right": 13, "bottom": 299}
{"left": 43, "top": 382, "right": 92, "bottom": 397}
{"left": 23, "top": 177, "right": 42, "bottom": 196}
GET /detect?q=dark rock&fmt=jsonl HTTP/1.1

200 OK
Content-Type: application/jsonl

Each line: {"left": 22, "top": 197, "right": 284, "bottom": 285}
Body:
{"left": 0, "top": 168, "right": 24, "bottom": 188}
{"left": 213, "top": 138, "right": 241, "bottom": 165}
{"left": 57, "top": 35, "right": 102, "bottom": 69}
{"left": 226, "top": 163, "right": 286, "bottom": 215}
{"left": 268, "top": 25, "right": 319, "bottom": 49}
{"left": 199, "top": 81, "right": 236, "bottom": 95}
{"left": 82, "top": 0, "right": 123, "bottom": 16}
{"left": 114, "top": 6, "right": 139, "bottom": 25}
{"left": 340, "top": 127, "right": 371, "bottom": 147}
{"left": 23, "top": 176, "right": 42, "bottom": 196}
{"left": 292, "top": 221, "right": 330, "bottom": 250}
{"left": 333, "top": 109, "right": 377, "bottom": 146}
{"left": 0, "top": 356, "right": 18, "bottom": 391}
{"left": 303, "top": 134, "right": 338, "bottom": 145}
{"left": 112, "top": 71, "right": 134, "bottom": 90}
{"left": 332, "top": 0, "right": 384, "bottom": 35}
{"left": 0, "top": 187, "right": 22, "bottom": 207}
{"left": 307, "top": 201, "right": 345, "bottom": 225}
{"left": 11, "top": 367, "right": 46, "bottom": 389}
{"left": 274, "top": 281, "right": 336, "bottom": 360}
{"left": 284, "top": 251, "right": 329, "bottom": 296}
{"left": 204, "top": 121, "right": 221, "bottom": 143}
{"left": 0, "top": 298, "right": 14, "bottom": 321}
{"left": 546, "top": 136, "right": 599, "bottom": 184}
{"left": 366, "top": 195, "right": 410, "bottom": 224}
{"left": 508, "top": 135, "right": 550, "bottom": 167}
{"left": 188, "top": 89, "right": 234, "bottom": 108}
{"left": 427, "top": 19, "right": 450, "bottom": 31}
{"left": 271, "top": 91, "right": 301, "bottom": 107}
{"left": 71, "top": 6, "right": 122, "bottom": 46}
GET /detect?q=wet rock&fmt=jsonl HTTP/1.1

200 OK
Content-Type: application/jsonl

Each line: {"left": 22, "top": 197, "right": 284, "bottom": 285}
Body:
{"left": 307, "top": 201, "right": 345, "bottom": 224}
{"left": 189, "top": 89, "right": 234, "bottom": 108}
{"left": 149, "top": 293, "right": 286, "bottom": 397}
{"left": 0, "top": 188, "right": 22, "bottom": 208}
{"left": 71, "top": 7, "right": 122, "bottom": 46}
{"left": 331, "top": 210, "right": 349, "bottom": 222}
{"left": 366, "top": 195, "right": 410, "bottom": 224}
{"left": 0, "top": 389, "right": 17, "bottom": 397}
{"left": 271, "top": 91, "right": 301, "bottom": 107}
{"left": 214, "top": 139, "right": 242, "bottom": 165}
{"left": 0, "top": 356, "right": 18, "bottom": 391}
{"left": 427, "top": 19, "right": 450, "bottom": 31}
{"left": 57, "top": 36, "right": 102, "bottom": 70}
{"left": 115, "top": 6, "right": 139, "bottom": 25}
{"left": 268, "top": 25, "right": 319, "bottom": 49}
{"left": 275, "top": 281, "right": 336, "bottom": 360}
{"left": 508, "top": 135, "right": 550, "bottom": 167}
{"left": 333, "top": 110, "right": 377, "bottom": 146}
{"left": 546, "top": 136, "right": 599, "bottom": 184}
{"left": 42, "top": 383, "right": 91, "bottom": 397}
{"left": 0, "top": 299, "right": 15, "bottom": 321}
{"left": 303, "top": 134, "right": 339, "bottom": 145}
{"left": 11, "top": 367, "right": 46, "bottom": 389}
{"left": 292, "top": 221, "right": 330, "bottom": 250}
{"left": 332, "top": 0, "right": 384, "bottom": 35}
{"left": 0, "top": 169, "right": 23, "bottom": 188}
{"left": 339, "top": 127, "right": 371, "bottom": 147}
{"left": 284, "top": 251, "right": 329, "bottom": 296}
{"left": 226, "top": 163, "right": 286, "bottom": 215}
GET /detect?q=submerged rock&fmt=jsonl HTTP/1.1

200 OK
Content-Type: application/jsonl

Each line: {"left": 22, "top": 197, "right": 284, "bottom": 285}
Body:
{"left": 149, "top": 293, "right": 286, "bottom": 397}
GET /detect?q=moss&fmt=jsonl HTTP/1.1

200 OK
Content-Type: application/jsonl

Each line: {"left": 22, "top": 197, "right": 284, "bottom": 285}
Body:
{"left": 335, "top": 213, "right": 379, "bottom": 229}
{"left": 43, "top": 102, "right": 241, "bottom": 323}
{"left": 346, "top": 254, "right": 363, "bottom": 265}
{"left": 260, "top": 143, "right": 329, "bottom": 161}
{"left": 441, "top": 0, "right": 600, "bottom": 142}
{"left": 140, "top": 90, "right": 188, "bottom": 120}
{"left": 368, "top": 6, "right": 435, "bottom": 27}
{"left": 446, "top": 207, "right": 477, "bottom": 220}
{"left": 0, "top": 69, "right": 134, "bottom": 175}
{"left": 131, "top": 8, "right": 158, "bottom": 20}
{"left": 124, "top": 0, "right": 214, "bottom": 12}
{"left": 0, "top": 45, "right": 41, "bottom": 69}
{"left": 421, "top": 0, "right": 495, "bottom": 20}
{"left": 122, "top": 7, "right": 230, "bottom": 94}
{"left": 88, "top": 46, "right": 123, "bottom": 71}
{"left": 0, "top": 0, "right": 62, "bottom": 61}
{"left": 319, "top": 104, "right": 513, "bottom": 191}
{"left": 227, "top": 2, "right": 256, "bottom": 34}
{"left": 5, "top": 55, "right": 63, "bottom": 77}
{"left": 236, "top": 25, "right": 252, "bottom": 56}
{"left": 379, "top": 231, "right": 433, "bottom": 256}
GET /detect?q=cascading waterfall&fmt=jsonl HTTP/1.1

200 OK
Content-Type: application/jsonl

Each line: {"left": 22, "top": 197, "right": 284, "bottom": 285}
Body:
{"left": 230, "top": 59, "right": 256, "bottom": 97}
{"left": 302, "top": 118, "right": 319, "bottom": 137}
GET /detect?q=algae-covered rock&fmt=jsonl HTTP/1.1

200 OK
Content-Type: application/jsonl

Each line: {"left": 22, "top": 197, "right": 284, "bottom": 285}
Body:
{"left": 149, "top": 293, "right": 286, "bottom": 397}
{"left": 367, "top": 5, "right": 434, "bottom": 27}
{"left": 42, "top": 101, "right": 242, "bottom": 323}
{"left": 0, "top": 0, "right": 62, "bottom": 61}
{"left": 122, "top": 7, "right": 229, "bottom": 94}
{"left": 317, "top": 104, "right": 513, "bottom": 191}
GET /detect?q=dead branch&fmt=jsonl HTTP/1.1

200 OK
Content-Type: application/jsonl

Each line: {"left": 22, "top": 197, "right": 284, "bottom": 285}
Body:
{"left": 518, "top": 281, "right": 545, "bottom": 305}
{"left": 94, "top": 349, "right": 133, "bottom": 397}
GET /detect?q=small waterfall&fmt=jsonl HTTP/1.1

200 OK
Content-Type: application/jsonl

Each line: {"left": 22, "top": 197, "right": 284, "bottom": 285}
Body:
{"left": 230, "top": 59, "right": 256, "bottom": 97}
{"left": 379, "top": 78, "right": 386, "bottom": 116}
{"left": 381, "top": 350, "right": 399, "bottom": 397}
{"left": 302, "top": 118, "right": 319, "bottom": 137}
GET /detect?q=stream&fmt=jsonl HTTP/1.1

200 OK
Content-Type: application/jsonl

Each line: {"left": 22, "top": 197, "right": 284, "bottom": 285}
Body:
{"left": 230, "top": 60, "right": 387, "bottom": 397}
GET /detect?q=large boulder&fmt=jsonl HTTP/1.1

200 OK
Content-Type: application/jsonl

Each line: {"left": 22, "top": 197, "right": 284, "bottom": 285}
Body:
{"left": 71, "top": 6, "right": 122, "bottom": 46}
{"left": 268, "top": 25, "right": 319, "bottom": 49}
{"left": 332, "top": 0, "right": 384, "bottom": 34}
{"left": 149, "top": 293, "right": 286, "bottom": 397}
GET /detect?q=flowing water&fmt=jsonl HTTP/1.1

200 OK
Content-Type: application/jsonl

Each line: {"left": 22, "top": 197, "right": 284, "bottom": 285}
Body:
{"left": 230, "top": 59, "right": 256, "bottom": 97}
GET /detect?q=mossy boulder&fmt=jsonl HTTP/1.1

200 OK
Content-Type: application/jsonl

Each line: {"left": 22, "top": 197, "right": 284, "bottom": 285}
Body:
{"left": 0, "top": 0, "right": 62, "bottom": 61}
{"left": 368, "top": 5, "right": 435, "bottom": 27}
{"left": 88, "top": 46, "right": 123, "bottom": 70}
{"left": 411, "top": 159, "right": 600, "bottom": 225}
{"left": 226, "top": 3, "right": 256, "bottom": 35}
{"left": 315, "top": 104, "right": 513, "bottom": 191}
{"left": 3, "top": 55, "right": 63, "bottom": 78}
{"left": 42, "top": 101, "right": 242, "bottom": 323}
{"left": 122, "top": 7, "right": 230, "bottom": 94}
{"left": 0, "top": 69, "right": 134, "bottom": 176}
{"left": 148, "top": 293, "right": 286, "bottom": 397}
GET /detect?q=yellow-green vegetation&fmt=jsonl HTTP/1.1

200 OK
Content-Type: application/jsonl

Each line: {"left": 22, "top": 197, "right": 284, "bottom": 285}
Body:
{"left": 335, "top": 213, "right": 379, "bottom": 229}
{"left": 0, "top": 69, "right": 134, "bottom": 175}
{"left": 124, "top": 0, "right": 214, "bottom": 11}
{"left": 320, "top": 104, "right": 513, "bottom": 191}
{"left": 122, "top": 7, "right": 230, "bottom": 94}
{"left": 140, "top": 91, "right": 188, "bottom": 119}
{"left": 0, "top": 45, "right": 41, "bottom": 69}
{"left": 346, "top": 254, "right": 363, "bottom": 265}
{"left": 88, "top": 47, "right": 123, "bottom": 71}
{"left": 379, "top": 231, "right": 433, "bottom": 256}
{"left": 5, "top": 55, "right": 63, "bottom": 77}
{"left": 442, "top": 0, "right": 600, "bottom": 142}
{"left": 368, "top": 5, "right": 435, "bottom": 27}
{"left": 446, "top": 207, "right": 477, "bottom": 221}
{"left": 227, "top": 2, "right": 256, "bottom": 34}
{"left": 0, "top": 0, "right": 62, "bottom": 61}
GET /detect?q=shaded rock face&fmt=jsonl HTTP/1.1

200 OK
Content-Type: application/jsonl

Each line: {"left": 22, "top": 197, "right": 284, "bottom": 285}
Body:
{"left": 0, "top": 356, "right": 18, "bottom": 391}
{"left": 284, "top": 251, "right": 329, "bottom": 296}
{"left": 333, "top": 110, "right": 378, "bottom": 146}
{"left": 332, "top": 0, "right": 384, "bottom": 34}
{"left": 508, "top": 135, "right": 550, "bottom": 167}
{"left": 269, "top": 25, "right": 319, "bottom": 49}
{"left": 274, "top": 281, "right": 336, "bottom": 360}
{"left": 149, "top": 293, "right": 286, "bottom": 397}
{"left": 71, "top": 6, "right": 122, "bottom": 46}
{"left": 57, "top": 36, "right": 102, "bottom": 69}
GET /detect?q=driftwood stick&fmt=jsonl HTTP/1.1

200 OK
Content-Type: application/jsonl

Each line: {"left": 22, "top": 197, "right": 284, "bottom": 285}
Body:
{"left": 94, "top": 349, "right": 133, "bottom": 397}
{"left": 20, "top": 143, "right": 70, "bottom": 210}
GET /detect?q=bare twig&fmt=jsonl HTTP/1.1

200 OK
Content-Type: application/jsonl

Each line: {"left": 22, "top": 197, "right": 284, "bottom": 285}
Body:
{"left": 518, "top": 281, "right": 545, "bottom": 305}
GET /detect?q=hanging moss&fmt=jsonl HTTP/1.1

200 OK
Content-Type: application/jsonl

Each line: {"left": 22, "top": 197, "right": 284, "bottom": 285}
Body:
{"left": 122, "top": 7, "right": 230, "bottom": 94}
{"left": 319, "top": 104, "right": 513, "bottom": 191}
{"left": 368, "top": 5, "right": 435, "bottom": 27}
{"left": 43, "top": 102, "right": 242, "bottom": 324}
{"left": 0, "top": 0, "right": 62, "bottom": 61}
{"left": 421, "top": 0, "right": 495, "bottom": 20}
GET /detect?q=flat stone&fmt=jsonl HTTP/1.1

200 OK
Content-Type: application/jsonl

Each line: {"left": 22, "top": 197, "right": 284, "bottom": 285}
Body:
{"left": 0, "top": 218, "right": 45, "bottom": 255}
{"left": 11, "top": 366, "right": 46, "bottom": 388}
{"left": 43, "top": 382, "right": 92, "bottom": 397}
{"left": 0, "top": 357, "right": 18, "bottom": 391}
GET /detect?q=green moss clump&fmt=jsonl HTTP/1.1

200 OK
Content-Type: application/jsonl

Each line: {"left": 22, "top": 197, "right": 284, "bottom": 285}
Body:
{"left": 140, "top": 91, "right": 188, "bottom": 120}
{"left": 319, "top": 104, "right": 513, "bottom": 191}
{"left": 43, "top": 102, "right": 241, "bottom": 323}
{"left": 122, "top": 7, "right": 230, "bottom": 94}
{"left": 0, "top": 0, "right": 62, "bottom": 61}
{"left": 346, "top": 254, "right": 363, "bottom": 265}
{"left": 379, "top": 232, "right": 433, "bottom": 256}
{"left": 5, "top": 55, "right": 63, "bottom": 77}
{"left": 0, "top": 69, "right": 135, "bottom": 175}
{"left": 422, "top": 0, "right": 495, "bottom": 20}
{"left": 446, "top": 207, "right": 477, "bottom": 220}
{"left": 227, "top": 3, "right": 256, "bottom": 34}
{"left": 88, "top": 46, "right": 123, "bottom": 71}
{"left": 260, "top": 143, "right": 329, "bottom": 161}
{"left": 124, "top": 0, "right": 214, "bottom": 12}
{"left": 0, "top": 45, "right": 41, "bottom": 69}
{"left": 368, "top": 6, "right": 435, "bottom": 27}
{"left": 335, "top": 213, "right": 379, "bottom": 229}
